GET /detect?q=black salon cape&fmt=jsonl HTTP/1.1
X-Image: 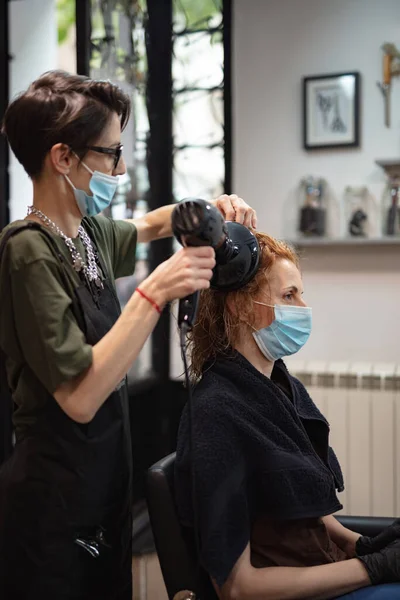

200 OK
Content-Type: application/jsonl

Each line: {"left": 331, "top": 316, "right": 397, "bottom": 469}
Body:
{"left": 174, "top": 352, "right": 344, "bottom": 588}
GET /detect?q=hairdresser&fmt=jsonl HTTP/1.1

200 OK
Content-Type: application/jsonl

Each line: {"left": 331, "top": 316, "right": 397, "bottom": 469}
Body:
{"left": 0, "top": 70, "right": 257, "bottom": 600}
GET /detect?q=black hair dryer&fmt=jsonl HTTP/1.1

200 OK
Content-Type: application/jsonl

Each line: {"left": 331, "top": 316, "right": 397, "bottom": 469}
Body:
{"left": 171, "top": 198, "right": 260, "bottom": 331}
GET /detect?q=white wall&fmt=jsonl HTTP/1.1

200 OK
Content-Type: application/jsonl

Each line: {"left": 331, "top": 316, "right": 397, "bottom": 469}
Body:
{"left": 233, "top": 0, "right": 400, "bottom": 364}
{"left": 9, "top": 0, "right": 58, "bottom": 221}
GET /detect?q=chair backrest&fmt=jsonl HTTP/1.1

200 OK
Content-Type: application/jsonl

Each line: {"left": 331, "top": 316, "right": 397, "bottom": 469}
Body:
{"left": 147, "top": 452, "right": 217, "bottom": 600}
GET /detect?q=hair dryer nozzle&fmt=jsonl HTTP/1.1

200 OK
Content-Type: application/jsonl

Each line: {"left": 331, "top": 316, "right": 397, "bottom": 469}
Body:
{"left": 211, "top": 222, "right": 260, "bottom": 291}
{"left": 172, "top": 198, "right": 227, "bottom": 248}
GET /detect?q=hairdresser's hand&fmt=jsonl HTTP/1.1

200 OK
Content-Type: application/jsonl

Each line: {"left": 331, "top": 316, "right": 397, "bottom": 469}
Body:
{"left": 141, "top": 246, "right": 216, "bottom": 307}
{"left": 356, "top": 519, "right": 400, "bottom": 556}
{"left": 210, "top": 194, "right": 257, "bottom": 229}
{"left": 358, "top": 540, "right": 400, "bottom": 584}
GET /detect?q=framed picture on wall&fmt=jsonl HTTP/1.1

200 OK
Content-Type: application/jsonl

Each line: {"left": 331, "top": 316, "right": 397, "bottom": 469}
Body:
{"left": 303, "top": 71, "right": 360, "bottom": 150}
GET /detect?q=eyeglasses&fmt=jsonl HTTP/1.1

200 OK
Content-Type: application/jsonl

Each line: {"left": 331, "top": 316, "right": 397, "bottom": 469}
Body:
{"left": 86, "top": 143, "right": 124, "bottom": 169}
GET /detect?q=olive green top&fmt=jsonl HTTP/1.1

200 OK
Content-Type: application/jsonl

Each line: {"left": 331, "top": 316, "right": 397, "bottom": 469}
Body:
{"left": 0, "top": 215, "right": 137, "bottom": 438}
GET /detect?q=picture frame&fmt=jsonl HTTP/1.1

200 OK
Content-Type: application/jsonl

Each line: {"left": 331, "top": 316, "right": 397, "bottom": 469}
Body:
{"left": 303, "top": 71, "right": 360, "bottom": 150}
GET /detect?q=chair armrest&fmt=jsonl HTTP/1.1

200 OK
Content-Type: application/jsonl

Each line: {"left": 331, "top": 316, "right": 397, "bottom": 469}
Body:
{"left": 336, "top": 515, "right": 395, "bottom": 537}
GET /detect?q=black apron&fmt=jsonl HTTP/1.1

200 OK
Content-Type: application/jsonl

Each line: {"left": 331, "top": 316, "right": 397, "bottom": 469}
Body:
{"left": 0, "top": 223, "right": 133, "bottom": 600}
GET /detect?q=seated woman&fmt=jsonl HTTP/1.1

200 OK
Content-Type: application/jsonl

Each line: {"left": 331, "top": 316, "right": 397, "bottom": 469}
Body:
{"left": 175, "top": 232, "right": 400, "bottom": 600}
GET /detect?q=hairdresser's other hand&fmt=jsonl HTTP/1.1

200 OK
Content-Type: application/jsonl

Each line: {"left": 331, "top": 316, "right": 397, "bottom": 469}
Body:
{"left": 356, "top": 519, "right": 400, "bottom": 556}
{"left": 141, "top": 246, "right": 216, "bottom": 307}
{"left": 211, "top": 194, "right": 257, "bottom": 229}
{"left": 358, "top": 540, "right": 400, "bottom": 584}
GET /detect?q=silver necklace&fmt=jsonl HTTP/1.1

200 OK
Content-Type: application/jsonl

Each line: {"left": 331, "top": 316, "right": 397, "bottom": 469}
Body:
{"left": 26, "top": 206, "right": 103, "bottom": 288}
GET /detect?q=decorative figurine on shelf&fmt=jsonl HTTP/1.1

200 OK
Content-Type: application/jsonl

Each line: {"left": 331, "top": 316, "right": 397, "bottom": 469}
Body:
{"left": 349, "top": 209, "right": 368, "bottom": 236}
{"left": 344, "top": 186, "right": 370, "bottom": 237}
{"left": 298, "top": 176, "right": 327, "bottom": 236}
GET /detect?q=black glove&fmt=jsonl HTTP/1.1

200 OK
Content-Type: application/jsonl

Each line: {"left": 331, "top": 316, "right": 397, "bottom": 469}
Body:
{"left": 356, "top": 519, "right": 400, "bottom": 556}
{"left": 358, "top": 541, "right": 400, "bottom": 585}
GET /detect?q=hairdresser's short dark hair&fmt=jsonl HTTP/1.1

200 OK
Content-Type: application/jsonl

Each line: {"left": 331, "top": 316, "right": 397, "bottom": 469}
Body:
{"left": 1, "top": 70, "right": 131, "bottom": 178}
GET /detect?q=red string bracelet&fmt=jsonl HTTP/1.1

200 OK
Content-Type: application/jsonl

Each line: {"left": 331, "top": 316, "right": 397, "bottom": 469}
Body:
{"left": 136, "top": 287, "right": 162, "bottom": 315}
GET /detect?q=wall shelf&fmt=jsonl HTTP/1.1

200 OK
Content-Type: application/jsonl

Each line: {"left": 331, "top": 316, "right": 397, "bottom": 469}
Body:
{"left": 289, "top": 237, "right": 400, "bottom": 248}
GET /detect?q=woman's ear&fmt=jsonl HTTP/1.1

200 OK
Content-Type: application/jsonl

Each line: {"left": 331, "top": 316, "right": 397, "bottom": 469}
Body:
{"left": 48, "top": 143, "right": 74, "bottom": 175}
{"left": 226, "top": 292, "right": 254, "bottom": 326}
{"left": 226, "top": 293, "right": 248, "bottom": 322}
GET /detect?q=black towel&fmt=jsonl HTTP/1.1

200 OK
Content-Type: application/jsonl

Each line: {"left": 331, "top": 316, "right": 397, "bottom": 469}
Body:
{"left": 174, "top": 351, "right": 344, "bottom": 587}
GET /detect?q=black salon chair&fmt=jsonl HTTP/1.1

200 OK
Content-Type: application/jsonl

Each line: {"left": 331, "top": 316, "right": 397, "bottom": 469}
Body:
{"left": 147, "top": 452, "right": 395, "bottom": 600}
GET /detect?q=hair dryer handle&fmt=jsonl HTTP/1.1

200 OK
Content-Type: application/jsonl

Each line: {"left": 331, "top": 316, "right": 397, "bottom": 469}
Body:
{"left": 178, "top": 291, "right": 199, "bottom": 331}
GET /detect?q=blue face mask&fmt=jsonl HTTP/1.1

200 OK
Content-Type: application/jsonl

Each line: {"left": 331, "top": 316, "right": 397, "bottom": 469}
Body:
{"left": 252, "top": 303, "right": 312, "bottom": 361}
{"left": 65, "top": 157, "right": 119, "bottom": 217}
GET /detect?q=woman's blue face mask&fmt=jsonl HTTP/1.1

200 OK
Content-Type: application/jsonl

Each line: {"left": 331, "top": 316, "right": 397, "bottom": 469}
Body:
{"left": 65, "top": 155, "right": 119, "bottom": 217}
{"left": 252, "top": 301, "right": 312, "bottom": 361}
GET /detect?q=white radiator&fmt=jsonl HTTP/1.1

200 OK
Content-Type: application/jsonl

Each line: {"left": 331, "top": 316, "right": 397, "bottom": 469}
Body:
{"left": 285, "top": 359, "right": 400, "bottom": 518}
